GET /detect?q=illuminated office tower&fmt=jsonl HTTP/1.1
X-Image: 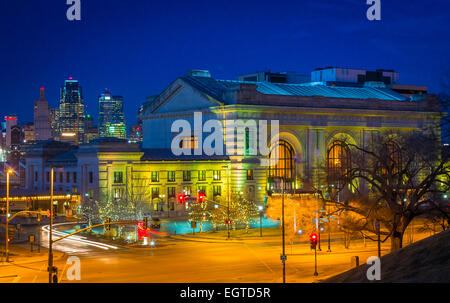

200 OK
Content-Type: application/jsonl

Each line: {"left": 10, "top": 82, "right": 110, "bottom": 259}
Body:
{"left": 98, "top": 90, "right": 126, "bottom": 139}
{"left": 34, "top": 87, "right": 52, "bottom": 141}
{"left": 4, "top": 114, "right": 18, "bottom": 149}
{"left": 50, "top": 108, "right": 60, "bottom": 138}
{"left": 59, "top": 78, "right": 85, "bottom": 143}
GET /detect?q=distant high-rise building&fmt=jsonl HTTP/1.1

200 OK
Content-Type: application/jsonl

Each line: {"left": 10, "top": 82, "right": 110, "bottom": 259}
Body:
{"left": 98, "top": 90, "right": 126, "bottom": 139}
{"left": 50, "top": 108, "right": 60, "bottom": 138}
{"left": 21, "top": 122, "right": 35, "bottom": 143}
{"left": 59, "top": 78, "right": 85, "bottom": 144}
{"left": 34, "top": 87, "right": 52, "bottom": 141}
{"left": 84, "top": 114, "right": 95, "bottom": 129}
{"left": 5, "top": 115, "right": 18, "bottom": 149}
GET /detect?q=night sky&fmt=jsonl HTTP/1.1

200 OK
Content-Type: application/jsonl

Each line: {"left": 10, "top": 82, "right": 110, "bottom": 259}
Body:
{"left": 0, "top": 0, "right": 449, "bottom": 127}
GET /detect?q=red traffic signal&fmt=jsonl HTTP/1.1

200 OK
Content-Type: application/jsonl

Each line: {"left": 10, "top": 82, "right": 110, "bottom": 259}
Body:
{"left": 310, "top": 233, "right": 318, "bottom": 249}
{"left": 225, "top": 220, "right": 231, "bottom": 225}
{"left": 177, "top": 194, "right": 186, "bottom": 204}
{"left": 198, "top": 191, "right": 206, "bottom": 203}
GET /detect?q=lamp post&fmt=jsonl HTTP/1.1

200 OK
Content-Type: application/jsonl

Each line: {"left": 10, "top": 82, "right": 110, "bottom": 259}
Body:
{"left": 327, "top": 203, "right": 331, "bottom": 252}
{"left": 5, "top": 169, "right": 13, "bottom": 262}
{"left": 48, "top": 166, "right": 62, "bottom": 283}
{"left": 258, "top": 205, "right": 264, "bottom": 237}
{"left": 222, "top": 165, "right": 231, "bottom": 240}
{"left": 281, "top": 178, "right": 286, "bottom": 283}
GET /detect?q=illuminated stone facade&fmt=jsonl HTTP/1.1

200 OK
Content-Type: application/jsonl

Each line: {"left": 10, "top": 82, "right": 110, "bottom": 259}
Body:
{"left": 24, "top": 71, "right": 441, "bottom": 217}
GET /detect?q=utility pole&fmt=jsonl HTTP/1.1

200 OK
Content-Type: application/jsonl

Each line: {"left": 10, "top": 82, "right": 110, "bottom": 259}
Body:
{"left": 48, "top": 167, "right": 54, "bottom": 283}
{"left": 314, "top": 243, "right": 318, "bottom": 276}
{"left": 376, "top": 220, "right": 381, "bottom": 258}
{"left": 281, "top": 178, "right": 286, "bottom": 283}
{"left": 259, "top": 206, "right": 263, "bottom": 237}
{"left": 327, "top": 200, "right": 331, "bottom": 252}
{"left": 227, "top": 165, "right": 230, "bottom": 240}
{"left": 48, "top": 166, "right": 61, "bottom": 283}
{"left": 5, "top": 169, "right": 12, "bottom": 262}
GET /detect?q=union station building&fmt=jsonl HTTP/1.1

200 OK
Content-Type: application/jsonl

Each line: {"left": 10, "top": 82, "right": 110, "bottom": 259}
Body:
{"left": 24, "top": 67, "right": 440, "bottom": 216}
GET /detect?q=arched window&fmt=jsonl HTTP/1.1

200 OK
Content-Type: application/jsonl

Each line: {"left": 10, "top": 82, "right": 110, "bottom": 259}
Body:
{"left": 268, "top": 140, "right": 295, "bottom": 181}
{"left": 327, "top": 141, "right": 351, "bottom": 183}
{"left": 382, "top": 140, "right": 402, "bottom": 175}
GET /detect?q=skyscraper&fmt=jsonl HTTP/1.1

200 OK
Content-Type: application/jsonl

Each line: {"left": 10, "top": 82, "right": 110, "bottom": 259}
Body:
{"left": 4, "top": 115, "right": 17, "bottom": 149}
{"left": 34, "top": 87, "right": 52, "bottom": 141}
{"left": 50, "top": 108, "right": 60, "bottom": 138}
{"left": 59, "top": 78, "right": 85, "bottom": 144}
{"left": 98, "top": 90, "right": 126, "bottom": 139}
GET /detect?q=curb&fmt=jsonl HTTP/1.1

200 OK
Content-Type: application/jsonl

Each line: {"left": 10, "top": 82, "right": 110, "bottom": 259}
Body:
{"left": 0, "top": 252, "right": 66, "bottom": 267}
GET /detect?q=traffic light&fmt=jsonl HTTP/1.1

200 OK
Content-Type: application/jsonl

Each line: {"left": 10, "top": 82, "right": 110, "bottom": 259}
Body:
{"left": 177, "top": 194, "right": 186, "bottom": 204}
{"left": 105, "top": 218, "right": 111, "bottom": 231}
{"left": 225, "top": 219, "right": 231, "bottom": 225}
{"left": 310, "top": 233, "right": 318, "bottom": 249}
{"left": 198, "top": 191, "right": 206, "bottom": 203}
{"left": 143, "top": 217, "right": 148, "bottom": 230}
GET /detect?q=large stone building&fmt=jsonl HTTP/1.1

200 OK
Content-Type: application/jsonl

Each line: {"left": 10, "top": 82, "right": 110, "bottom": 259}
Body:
{"left": 24, "top": 68, "right": 441, "bottom": 217}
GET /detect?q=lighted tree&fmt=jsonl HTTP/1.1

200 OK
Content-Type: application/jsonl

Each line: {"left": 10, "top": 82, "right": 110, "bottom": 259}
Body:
{"left": 81, "top": 198, "right": 100, "bottom": 226}
{"left": 233, "top": 193, "right": 259, "bottom": 232}
{"left": 124, "top": 176, "right": 153, "bottom": 220}
{"left": 189, "top": 200, "right": 211, "bottom": 233}
{"left": 97, "top": 190, "right": 135, "bottom": 236}
{"left": 266, "top": 194, "right": 321, "bottom": 243}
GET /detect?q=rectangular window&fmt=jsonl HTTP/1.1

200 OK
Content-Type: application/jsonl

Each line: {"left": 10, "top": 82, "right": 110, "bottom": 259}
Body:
{"left": 152, "top": 187, "right": 160, "bottom": 199}
{"left": 198, "top": 170, "right": 206, "bottom": 181}
{"left": 167, "top": 171, "right": 176, "bottom": 182}
{"left": 180, "top": 136, "right": 199, "bottom": 149}
{"left": 245, "top": 128, "right": 250, "bottom": 155}
{"left": 167, "top": 186, "right": 176, "bottom": 198}
{"left": 183, "top": 171, "right": 191, "bottom": 182}
{"left": 114, "top": 171, "right": 123, "bottom": 184}
{"left": 35, "top": 171, "right": 38, "bottom": 182}
{"left": 59, "top": 172, "right": 63, "bottom": 183}
{"left": 213, "top": 185, "right": 222, "bottom": 197}
{"left": 46, "top": 172, "right": 50, "bottom": 183}
{"left": 213, "top": 170, "right": 221, "bottom": 181}
{"left": 66, "top": 172, "right": 70, "bottom": 183}
{"left": 89, "top": 172, "right": 93, "bottom": 183}
{"left": 151, "top": 171, "right": 159, "bottom": 182}
{"left": 73, "top": 172, "right": 77, "bottom": 183}
{"left": 183, "top": 186, "right": 192, "bottom": 196}
{"left": 198, "top": 185, "right": 207, "bottom": 195}
{"left": 247, "top": 169, "right": 254, "bottom": 180}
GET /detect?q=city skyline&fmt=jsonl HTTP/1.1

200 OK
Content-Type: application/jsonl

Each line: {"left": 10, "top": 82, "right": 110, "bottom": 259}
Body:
{"left": 0, "top": 0, "right": 449, "bottom": 126}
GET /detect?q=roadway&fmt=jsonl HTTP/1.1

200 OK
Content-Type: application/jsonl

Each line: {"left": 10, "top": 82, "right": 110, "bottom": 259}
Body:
{"left": 0, "top": 228, "right": 392, "bottom": 283}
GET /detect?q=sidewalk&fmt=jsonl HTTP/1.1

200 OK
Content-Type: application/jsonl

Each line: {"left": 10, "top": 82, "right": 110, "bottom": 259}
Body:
{"left": 0, "top": 244, "right": 65, "bottom": 266}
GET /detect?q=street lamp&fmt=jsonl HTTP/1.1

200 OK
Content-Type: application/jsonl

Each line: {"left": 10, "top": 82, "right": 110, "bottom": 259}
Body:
{"left": 4, "top": 169, "right": 13, "bottom": 262}
{"left": 222, "top": 165, "right": 231, "bottom": 240}
{"left": 280, "top": 177, "right": 286, "bottom": 284}
{"left": 48, "top": 165, "right": 62, "bottom": 283}
{"left": 258, "top": 205, "right": 264, "bottom": 237}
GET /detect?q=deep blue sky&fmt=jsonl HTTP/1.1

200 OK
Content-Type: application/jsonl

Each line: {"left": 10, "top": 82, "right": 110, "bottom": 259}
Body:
{"left": 0, "top": 0, "right": 449, "bottom": 127}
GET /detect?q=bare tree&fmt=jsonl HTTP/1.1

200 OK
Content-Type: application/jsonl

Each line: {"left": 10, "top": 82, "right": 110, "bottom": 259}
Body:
{"left": 317, "top": 130, "right": 450, "bottom": 252}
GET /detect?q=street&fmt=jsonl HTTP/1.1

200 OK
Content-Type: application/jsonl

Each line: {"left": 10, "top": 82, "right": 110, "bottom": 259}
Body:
{"left": 0, "top": 227, "right": 394, "bottom": 283}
